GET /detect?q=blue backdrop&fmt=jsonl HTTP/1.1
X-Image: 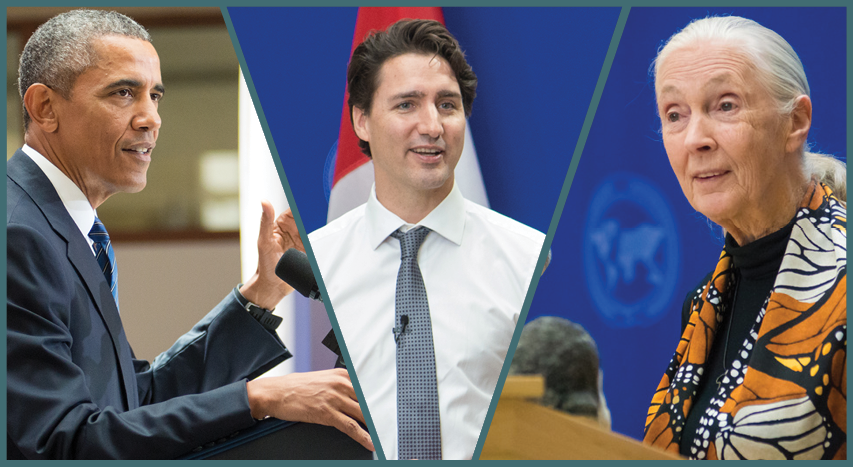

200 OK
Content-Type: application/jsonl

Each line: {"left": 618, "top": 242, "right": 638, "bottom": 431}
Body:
{"left": 228, "top": 7, "right": 621, "bottom": 235}
{"left": 229, "top": 6, "right": 846, "bottom": 443}
{"left": 527, "top": 7, "right": 846, "bottom": 440}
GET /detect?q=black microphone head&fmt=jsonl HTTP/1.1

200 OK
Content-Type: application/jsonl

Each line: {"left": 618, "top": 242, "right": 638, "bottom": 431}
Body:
{"left": 275, "top": 248, "right": 319, "bottom": 299}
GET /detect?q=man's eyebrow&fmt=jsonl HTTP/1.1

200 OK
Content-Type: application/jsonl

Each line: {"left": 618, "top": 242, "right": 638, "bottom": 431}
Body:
{"left": 390, "top": 90, "right": 425, "bottom": 100}
{"left": 389, "top": 90, "right": 461, "bottom": 101}
{"left": 105, "top": 79, "right": 165, "bottom": 95}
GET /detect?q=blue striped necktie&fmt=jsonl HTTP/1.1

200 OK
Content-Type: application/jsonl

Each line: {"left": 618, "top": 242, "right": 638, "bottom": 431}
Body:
{"left": 391, "top": 226, "right": 441, "bottom": 460}
{"left": 89, "top": 217, "right": 119, "bottom": 308}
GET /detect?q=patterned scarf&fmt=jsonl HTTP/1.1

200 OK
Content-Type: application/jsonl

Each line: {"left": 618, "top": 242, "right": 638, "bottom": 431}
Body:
{"left": 643, "top": 182, "right": 847, "bottom": 460}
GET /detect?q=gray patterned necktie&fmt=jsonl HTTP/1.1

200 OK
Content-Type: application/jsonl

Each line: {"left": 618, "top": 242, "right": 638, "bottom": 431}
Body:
{"left": 391, "top": 226, "right": 441, "bottom": 460}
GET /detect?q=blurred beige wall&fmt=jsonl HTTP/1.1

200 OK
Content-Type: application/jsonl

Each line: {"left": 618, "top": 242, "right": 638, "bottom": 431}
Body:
{"left": 115, "top": 239, "right": 241, "bottom": 361}
{"left": 7, "top": 7, "right": 240, "bottom": 232}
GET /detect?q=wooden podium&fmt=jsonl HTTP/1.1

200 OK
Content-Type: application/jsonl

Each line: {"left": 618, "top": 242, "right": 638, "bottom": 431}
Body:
{"left": 481, "top": 376, "right": 681, "bottom": 460}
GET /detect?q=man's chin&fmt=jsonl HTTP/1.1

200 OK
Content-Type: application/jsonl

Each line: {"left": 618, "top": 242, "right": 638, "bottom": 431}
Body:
{"left": 414, "top": 172, "right": 454, "bottom": 194}
{"left": 122, "top": 178, "right": 148, "bottom": 194}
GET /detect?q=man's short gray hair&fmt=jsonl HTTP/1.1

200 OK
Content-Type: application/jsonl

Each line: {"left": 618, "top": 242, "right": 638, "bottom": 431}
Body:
{"left": 18, "top": 9, "right": 151, "bottom": 129}
{"left": 653, "top": 15, "right": 846, "bottom": 200}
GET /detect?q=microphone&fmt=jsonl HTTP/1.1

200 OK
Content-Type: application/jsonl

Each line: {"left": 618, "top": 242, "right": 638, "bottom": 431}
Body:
{"left": 275, "top": 248, "right": 322, "bottom": 302}
{"left": 392, "top": 315, "right": 409, "bottom": 343}
{"left": 275, "top": 249, "right": 345, "bottom": 367}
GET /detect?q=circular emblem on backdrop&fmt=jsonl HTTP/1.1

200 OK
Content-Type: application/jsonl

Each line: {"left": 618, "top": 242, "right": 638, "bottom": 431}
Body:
{"left": 582, "top": 173, "right": 679, "bottom": 328}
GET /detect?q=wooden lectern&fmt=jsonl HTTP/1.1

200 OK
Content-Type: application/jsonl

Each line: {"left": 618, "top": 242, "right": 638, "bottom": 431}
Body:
{"left": 481, "top": 375, "right": 681, "bottom": 460}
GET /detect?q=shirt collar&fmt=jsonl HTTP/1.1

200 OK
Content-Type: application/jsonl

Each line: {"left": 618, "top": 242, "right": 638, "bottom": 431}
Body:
{"left": 364, "top": 181, "right": 466, "bottom": 250}
{"left": 22, "top": 144, "right": 96, "bottom": 242}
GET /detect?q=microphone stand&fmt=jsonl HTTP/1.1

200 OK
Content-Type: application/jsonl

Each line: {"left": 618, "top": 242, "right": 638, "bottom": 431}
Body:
{"left": 321, "top": 328, "right": 346, "bottom": 369}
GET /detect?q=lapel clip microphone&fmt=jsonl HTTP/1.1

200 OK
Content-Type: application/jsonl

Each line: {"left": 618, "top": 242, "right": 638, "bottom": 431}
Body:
{"left": 392, "top": 315, "right": 409, "bottom": 344}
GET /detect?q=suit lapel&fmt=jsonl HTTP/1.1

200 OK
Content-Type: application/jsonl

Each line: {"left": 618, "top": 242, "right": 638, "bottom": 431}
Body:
{"left": 7, "top": 151, "right": 139, "bottom": 410}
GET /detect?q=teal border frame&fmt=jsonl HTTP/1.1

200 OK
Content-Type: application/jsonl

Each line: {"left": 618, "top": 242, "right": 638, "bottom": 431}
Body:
{"left": 3, "top": 2, "right": 850, "bottom": 462}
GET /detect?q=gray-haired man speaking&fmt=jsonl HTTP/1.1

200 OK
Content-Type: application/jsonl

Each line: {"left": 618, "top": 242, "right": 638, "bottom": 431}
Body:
{"left": 7, "top": 10, "right": 372, "bottom": 459}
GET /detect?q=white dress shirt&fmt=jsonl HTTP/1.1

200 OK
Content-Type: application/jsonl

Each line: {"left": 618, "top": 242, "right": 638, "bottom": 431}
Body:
{"left": 309, "top": 182, "right": 545, "bottom": 459}
{"left": 21, "top": 144, "right": 97, "bottom": 253}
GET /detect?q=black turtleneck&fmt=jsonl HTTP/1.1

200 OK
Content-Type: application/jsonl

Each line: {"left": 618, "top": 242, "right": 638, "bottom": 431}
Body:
{"left": 679, "top": 218, "right": 796, "bottom": 458}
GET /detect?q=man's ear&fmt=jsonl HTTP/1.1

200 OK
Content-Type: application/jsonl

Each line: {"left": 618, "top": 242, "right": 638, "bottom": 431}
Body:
{"left": 23, "top": 84, "right": 60, "bottom": 133}
{"left": 352, "top": 106, "right": 370, "bottom": 143}
{"left": 786, "top": 95, "right": 812, "bottom": 154}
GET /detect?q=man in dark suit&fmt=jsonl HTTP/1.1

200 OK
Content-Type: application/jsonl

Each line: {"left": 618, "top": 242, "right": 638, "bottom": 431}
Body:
{"left": 6, "top": 10, "right": 372, "bottom": 459}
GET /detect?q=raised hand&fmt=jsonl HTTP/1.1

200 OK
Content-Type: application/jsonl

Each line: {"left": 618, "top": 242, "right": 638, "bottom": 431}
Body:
{"left": 240, "top": 200, "right": 303, "bottom": 310}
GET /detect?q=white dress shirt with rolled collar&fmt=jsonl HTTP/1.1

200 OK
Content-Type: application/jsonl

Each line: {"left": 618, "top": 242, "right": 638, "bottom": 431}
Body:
{"left": 309, "top": 181, "right": 545, "bottom": 459}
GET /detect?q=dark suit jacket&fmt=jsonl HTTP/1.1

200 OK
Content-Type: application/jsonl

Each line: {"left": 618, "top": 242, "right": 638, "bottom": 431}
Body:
{"left": 6, "top": 150, "right": 291, "bottom": 459}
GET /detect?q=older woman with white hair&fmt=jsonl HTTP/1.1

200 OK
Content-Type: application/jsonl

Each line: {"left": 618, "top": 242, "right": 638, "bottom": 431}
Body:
{"left": 642, "top": 16, "right": 846, "bottom": 460}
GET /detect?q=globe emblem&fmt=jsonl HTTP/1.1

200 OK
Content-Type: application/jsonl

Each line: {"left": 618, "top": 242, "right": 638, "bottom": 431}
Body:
{"left": 582, "top": 173, "right": 679, "bottom": 327}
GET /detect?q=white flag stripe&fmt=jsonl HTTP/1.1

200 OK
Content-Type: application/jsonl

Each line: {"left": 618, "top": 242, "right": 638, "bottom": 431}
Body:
{"left": 238, "top": 70, "right": 296, "bottom": 376}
